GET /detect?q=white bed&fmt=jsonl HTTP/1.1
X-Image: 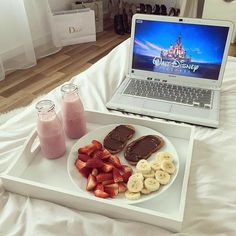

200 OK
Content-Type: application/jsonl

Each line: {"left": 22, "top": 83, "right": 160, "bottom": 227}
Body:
{"left": 1, "top": 39, "right": 236, "bottom": 235}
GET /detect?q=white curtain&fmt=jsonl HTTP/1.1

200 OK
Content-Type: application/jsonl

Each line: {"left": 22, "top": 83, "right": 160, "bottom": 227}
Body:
{"left": 0, "top": 0, "right": 61, "bottom": 81}
{"left": 180, "top": 0, "right": 199, "bottom": 17}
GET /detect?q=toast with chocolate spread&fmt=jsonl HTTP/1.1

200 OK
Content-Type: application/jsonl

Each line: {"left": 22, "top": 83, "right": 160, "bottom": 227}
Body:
{"left": 103, "top": 125, "right": 135, "bottom": 154}
{"left": 124, "top": 135, "right": 165, "bottom": 165}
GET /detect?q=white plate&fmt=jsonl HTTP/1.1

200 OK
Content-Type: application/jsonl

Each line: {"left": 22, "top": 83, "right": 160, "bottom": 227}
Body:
{"left": 67, "top": 124, "right": 179, "bottom": 204}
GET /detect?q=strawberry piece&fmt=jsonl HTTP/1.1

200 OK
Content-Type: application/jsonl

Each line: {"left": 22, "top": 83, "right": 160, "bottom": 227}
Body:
{"left": 102, "top": 162, "right": 114, "bottom": 173}
{"left": 75, "top": 159, "right": 86, "bottom": 171}
{"left": 104, "top": 183, "right": 118, "bottom": 189}
{"left": 91, "top": 168, "right": 99, "bottom": 176}
{"left": 113, "top": 168, "right": 123, "bottom": 183}
{"left": 86, "top": 174, "right": 97, "bottom": 191}
{"left": 104, "top": 184, "right": 119, "bottom": 198}
{"left": 75, "top": 159, "right": 91, "bottom": 178}
{"left": 95, "top": 183, "right": 104, "bottom": 191}
{"left": 100, "top": 149, "right": 111, "bottom": 160}
{"left": 77, "top": 154, "right": 91, "bottom": 162}
{"left": 94, "top": 189, "right": 109, "bottom": 198}
{"left": 92, "top": 150, "right": 104, "bottom": 159}
{"left": 92, "top": 140, "right": 102, "bottom": 150}
{"left": 118, "top": 182, "right": 127, "bottom": 193}
{"left": 109, "top": 155, "right": 122, "bottom": 168}
{"left": 86, "top": 157, "right": 104, "bottom": 169}
{"left": 96, "top": 173, "right": 113, "bottom": 183}
{"left": 78, "top": 144, "right": 97, "bottom": 155}
{"left": 102, "top": 180, "right": 114, "bottom": 185}
{"left": 120, "top": 165, "right": 133, "bottom": 174}
{"left": 79, "top": 167, "right": 91, "bottom": 178}
{"left": 122, "top": 171, "right": 132, "bottom": 183}
{"left": 93, "top": 149, "right": 111, "bottom": 160}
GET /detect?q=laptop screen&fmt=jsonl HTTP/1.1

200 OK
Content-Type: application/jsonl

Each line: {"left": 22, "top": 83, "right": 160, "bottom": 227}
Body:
{"left": 132, "top": 19, "right": 229, "bottom": 81}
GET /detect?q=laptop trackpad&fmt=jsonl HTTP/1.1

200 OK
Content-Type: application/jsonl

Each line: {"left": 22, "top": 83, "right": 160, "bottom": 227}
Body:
{"left": 143, "top": 100, "right": 172, "bottom": 112}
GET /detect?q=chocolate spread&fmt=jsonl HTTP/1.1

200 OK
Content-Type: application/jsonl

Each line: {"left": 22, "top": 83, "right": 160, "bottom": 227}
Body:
{"left": 103, "top": 125, "right": 135, "bottom": 152}
{"left": 124, "top": 135, "right": 163, "bottom": 163}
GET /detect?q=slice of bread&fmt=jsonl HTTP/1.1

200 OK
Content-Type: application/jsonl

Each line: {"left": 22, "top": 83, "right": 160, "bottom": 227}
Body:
{"left": 124, "top": 135, "right": 165, "bottom": 165}
{"left": 103, "top": 125, "right": 135, "bottom": 154}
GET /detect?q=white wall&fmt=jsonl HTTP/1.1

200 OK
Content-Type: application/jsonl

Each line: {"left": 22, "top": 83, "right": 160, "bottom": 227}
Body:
{"left": 48, "top": 0, "right": 109, "bottom": 13}
{"left": 48, "top": 0, "right": 73, "bottom": 11}
{"left": 202, "top": 0, "right": 236, "bottom": 42}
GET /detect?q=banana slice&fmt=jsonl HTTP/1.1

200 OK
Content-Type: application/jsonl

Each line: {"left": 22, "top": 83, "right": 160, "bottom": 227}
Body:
{"left": 144, "top": 178, "right": 160, "bottom": 192}
{"left": 156, "top": 151, "right": 173, "bottom": 162}
{"left": 131, "top": 172, "right": 144, "bottom": 181}
{"left": 136, "top": 159, "right": 151, "bottom": 174}
{"left": 149, "top": 160, "right": 162, "bottom": 171}
{"left": 141, "top": 188, "right": 151, "bottom": 195}
{"left": 127, "top": 177, "right": 144, "bottom": 192}
{"left": 161, "top": 160, "right": 176, "bottom": 174}
{"left": 125, "top": 191, "right": 141, "bottom": 200}
{"left": 142, "top": 170, "right": 155, "bottom": 179}
{"left": 155, "top": 170, "right": 170, "bottom": 185}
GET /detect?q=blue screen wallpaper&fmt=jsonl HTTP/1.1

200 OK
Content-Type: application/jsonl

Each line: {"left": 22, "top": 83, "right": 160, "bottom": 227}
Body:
{"left": 132, "top": 20, "right": 229, "bottom": 80}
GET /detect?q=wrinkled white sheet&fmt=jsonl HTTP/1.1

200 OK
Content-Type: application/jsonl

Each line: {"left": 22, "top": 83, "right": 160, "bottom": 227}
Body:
{"left": 1, "top": 39, "right": 236, "bottom": 236}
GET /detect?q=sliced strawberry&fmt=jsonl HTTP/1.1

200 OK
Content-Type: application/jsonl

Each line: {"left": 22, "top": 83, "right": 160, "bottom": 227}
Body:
{"left": 77, "top": 153, "right": 91, "bottom": 162}
{"left": 91, "top": 168, "right": 99, "bottom": 176}
{"left": 104, "top": 184, "right": 119, "bottom": 198}
{"left": 92, "top": 140, "right": 102, "bottom": 150}
{"left": 92, "top": 150, "right": 104, "bottom": 159}
{"left": 118, "top": 182, "right": 127, "bottom": 193}
{"left": 109, "top": 155, "right": 122, "bottom": 168}
{"left": 102, "top": 179, "right": 114, "bottom": 185}
{"left": 75, "top": 159, "right": 86, "bottom": 171}
{"left": 86, "top": 157, "right": 104, "bottom": 169}
{"left": 104, "top": 183, "right": 118, "bottom": 189}
{"left": 122, "top": 171, "right": 132, "bottom": 183}
{"left": 120, "top": 165, "right": 133, "bottom": 174}
{"left": 95, "top": 183, "right": 104, "bottom": 191}
{"left": 113, "top": 168, "right": 123, "bottom": 183}
{"left": 100, "top": 149, "right": 111, "bottom": 160}
{"left": 102, "top": 162, "right": 114, "bottom": 173}
{"left": 78, "top": 144, "right": 97, "bottom": 155}
{"left": 86, "top": 174, "right": 97, "bottom": 191}
{"left": 96, "top": 173, "right": 113, "bottom": 183}
{"left": 94, "top": 189, "right": 109, "bottom": 198}
{"left": 79, "top": 167, "right": 91, "bottom": 178}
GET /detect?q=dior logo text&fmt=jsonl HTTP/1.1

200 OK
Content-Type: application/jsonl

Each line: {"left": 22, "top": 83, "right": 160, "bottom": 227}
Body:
{"left": 69, "top": 26, "right": 81, "bottom": 34}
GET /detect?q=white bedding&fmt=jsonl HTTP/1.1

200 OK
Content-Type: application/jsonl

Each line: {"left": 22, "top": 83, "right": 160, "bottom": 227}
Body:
{"left": 1, "top": 39, "right": 236, "bottom": 235}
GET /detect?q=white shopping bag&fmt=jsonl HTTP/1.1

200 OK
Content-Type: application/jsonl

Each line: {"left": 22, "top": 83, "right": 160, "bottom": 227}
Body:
{"left": 72, "top": 1, "right": 103, "bottom": 32}
{"left": 50, "top": 9, "right": 96, "bottom": 47}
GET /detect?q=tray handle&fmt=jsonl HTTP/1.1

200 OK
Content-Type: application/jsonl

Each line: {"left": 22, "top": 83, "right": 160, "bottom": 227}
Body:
{"left": 4, "top": 130, "right": 40, "bottom": 176}
{"left": 24, "top": 130, "right": 40, "bottom": 157}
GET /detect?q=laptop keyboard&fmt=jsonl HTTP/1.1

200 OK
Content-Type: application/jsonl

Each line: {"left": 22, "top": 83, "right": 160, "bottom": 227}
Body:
{"left": 123, "top": 79, "right": 212, "bottom": 109}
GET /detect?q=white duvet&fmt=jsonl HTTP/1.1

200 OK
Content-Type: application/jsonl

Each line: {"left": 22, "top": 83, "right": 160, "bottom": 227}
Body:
{"left": 1, "top": 39, "right": 236, "bottom": 236}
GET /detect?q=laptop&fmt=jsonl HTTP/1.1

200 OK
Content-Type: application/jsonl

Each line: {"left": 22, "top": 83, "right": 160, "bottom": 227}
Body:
{"left": 106, "top": 14, "right": 234, "bottom": 128}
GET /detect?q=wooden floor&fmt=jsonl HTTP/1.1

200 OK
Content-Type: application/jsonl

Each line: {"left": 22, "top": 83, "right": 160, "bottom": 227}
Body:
{"left": 0, "top": 19, "right": 236, "bottom": 113}
{"left": 0, "top": 20, "right": 129, "bottom": 113}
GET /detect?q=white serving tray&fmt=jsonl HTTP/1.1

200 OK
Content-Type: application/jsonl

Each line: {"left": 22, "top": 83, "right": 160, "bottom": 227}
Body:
{"left": 1, "top": 111, "right": 195, "bottom": 232}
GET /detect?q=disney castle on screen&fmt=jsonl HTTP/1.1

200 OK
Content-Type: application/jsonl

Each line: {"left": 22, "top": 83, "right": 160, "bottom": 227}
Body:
{"left": 132, "top": 20, "right": 229, "bottom": 80}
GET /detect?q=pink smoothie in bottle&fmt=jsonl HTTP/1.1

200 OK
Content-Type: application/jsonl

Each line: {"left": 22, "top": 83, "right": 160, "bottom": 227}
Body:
{"left": 36, "top": 100, "right": 66, "bottom": 159}
{"left": 61, "top": 84, "right": 86, "bottom": 139}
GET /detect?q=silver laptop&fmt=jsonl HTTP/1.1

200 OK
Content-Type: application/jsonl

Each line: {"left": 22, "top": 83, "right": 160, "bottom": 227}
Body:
{"left": 106, "top": 14, "right": 233, "bottom": 128}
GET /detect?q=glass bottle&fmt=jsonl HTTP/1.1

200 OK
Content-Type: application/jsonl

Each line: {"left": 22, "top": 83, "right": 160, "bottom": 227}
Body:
{"left": 61, "top": 83, "right": 86, "bottom": 139}
{"left": 36, "top": 100, "right": 66, "bottom": 159}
